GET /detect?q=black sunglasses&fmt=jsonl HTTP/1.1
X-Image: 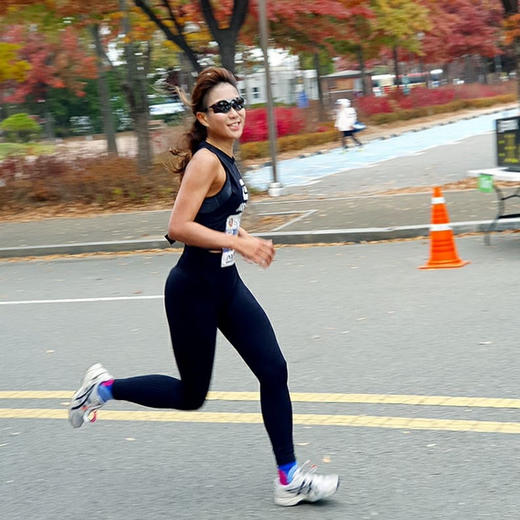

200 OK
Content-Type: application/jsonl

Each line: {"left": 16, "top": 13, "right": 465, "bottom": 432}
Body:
{"left": 206, "top": 96, "right": 246, "bottom": 114}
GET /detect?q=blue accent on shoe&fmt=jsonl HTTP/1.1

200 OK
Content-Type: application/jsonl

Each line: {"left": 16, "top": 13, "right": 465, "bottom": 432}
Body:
{"left": 278, "top": 461, "right": 298, "bottom": 483}
{"left": 97, "top": 381, "right": 113, "bottom": 403}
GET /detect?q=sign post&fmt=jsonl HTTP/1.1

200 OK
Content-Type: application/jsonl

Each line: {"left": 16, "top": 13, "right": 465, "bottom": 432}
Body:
{"left": 258, "top": 0, "right": 283, "bottom": 197}
{"left": 496, "top": 116, "right": 520, "bottom": 171}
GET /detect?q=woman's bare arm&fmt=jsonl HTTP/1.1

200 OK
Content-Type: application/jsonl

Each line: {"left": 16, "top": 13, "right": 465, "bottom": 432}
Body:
{"left": 168, "top": 149, "right": 235, "bottom": 250}
{"left": 168, "top": 152, "right": 274, "bottom": 266}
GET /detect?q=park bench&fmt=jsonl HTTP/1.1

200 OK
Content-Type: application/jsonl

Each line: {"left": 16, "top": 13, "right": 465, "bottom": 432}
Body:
{"left": 468, "top": 115, "right": 520, "bottom": 243}
{"left": 468, "top": 167, "right": 520, "bottom": 245}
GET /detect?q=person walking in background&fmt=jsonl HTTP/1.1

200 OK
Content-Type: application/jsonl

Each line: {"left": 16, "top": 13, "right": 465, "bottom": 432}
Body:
{"left": 335, "top": 98, "right": 363, "bottom": 150}
{"left": 68, "top": 66, "right": 339, "bottom": 507}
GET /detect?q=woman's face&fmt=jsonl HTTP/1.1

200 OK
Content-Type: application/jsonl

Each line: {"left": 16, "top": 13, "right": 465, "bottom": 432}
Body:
{"left": 198, "top": 82, "right": 246, "bottom": 141}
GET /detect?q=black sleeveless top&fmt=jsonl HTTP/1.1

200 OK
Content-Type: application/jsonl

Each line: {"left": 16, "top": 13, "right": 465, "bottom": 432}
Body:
{"left": 165, "top": 141, "right": 248, "bottom": 244}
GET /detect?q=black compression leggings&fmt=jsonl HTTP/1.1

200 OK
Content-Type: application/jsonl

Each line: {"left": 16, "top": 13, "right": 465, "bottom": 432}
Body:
{"left": 112, "top": 246, "right": 295, "bottom": 466}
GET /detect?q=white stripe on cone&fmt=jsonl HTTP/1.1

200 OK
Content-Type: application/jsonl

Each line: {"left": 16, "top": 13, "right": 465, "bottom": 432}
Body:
{"left": 430, "top": 224, "right": 451, "bottom": 231}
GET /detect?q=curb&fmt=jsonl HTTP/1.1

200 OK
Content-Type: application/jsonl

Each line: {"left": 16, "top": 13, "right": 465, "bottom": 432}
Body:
{"left": 0, "top": 238, "right": 174, "bottom": 258}
{"left": 1, "top": 218, "right": 520, "bottom": 258}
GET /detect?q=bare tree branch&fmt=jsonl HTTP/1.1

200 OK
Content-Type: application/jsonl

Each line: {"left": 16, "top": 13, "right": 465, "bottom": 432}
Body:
{"left": 133, "top": 0, "right": 202, "bottom": 71}
{"left": 160, "top": 0, "right": 185, "bottom": 36}
{"left": 200, "top": 0, "right": 221, "bottom": 37}
{"left": 89, "top": 24, "right": 123, "bottom": 83}
{"left": 502, "top": 0, "right": 519, "bottom": 15}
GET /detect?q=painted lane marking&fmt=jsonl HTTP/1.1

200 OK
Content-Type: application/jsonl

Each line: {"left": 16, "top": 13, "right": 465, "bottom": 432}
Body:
{"left": 255, "top": 209, "right": 318, "bottom": 232}
{"left": 2, "top": 408, "right": 520, "bottom": 434}
{"left": 271, "top": 210, "right": 318, "bottom": 231}
{"left": 0, "top": 295, "right": 163, "bottom": 305}
{"left": 2, "top": 391, "right": 520, "bottom": 409}
{"left": 252, "top": 189, "right": 477, "bottom": 206}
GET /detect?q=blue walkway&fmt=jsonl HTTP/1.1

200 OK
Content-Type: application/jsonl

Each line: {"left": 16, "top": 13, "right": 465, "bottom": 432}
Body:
{"left": 244, "top": 108, "right": 517, "bottom": 191}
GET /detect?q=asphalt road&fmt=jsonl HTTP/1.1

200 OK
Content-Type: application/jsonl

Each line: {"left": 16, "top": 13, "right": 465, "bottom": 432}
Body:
{"left": 2, "top": 237, "right": 520, "bottom": 519}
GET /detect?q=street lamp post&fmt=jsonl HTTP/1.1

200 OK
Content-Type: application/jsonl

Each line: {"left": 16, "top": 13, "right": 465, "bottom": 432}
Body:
{"left": 258, "top": 0, "right": 283, "bottom": 197}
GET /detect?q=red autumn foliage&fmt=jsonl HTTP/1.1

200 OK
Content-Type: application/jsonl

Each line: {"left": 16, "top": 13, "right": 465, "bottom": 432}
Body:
{"left": 419, "top": 0, "right": 502, "bottom": 64}
{"left": 1, "top": 25, "right": 97, "bottom": 103}
{"left": 241, "top": 107, "right": 305, "bottom": 143}
{"left": 356, "top": 96, "right": 393, "bottom": 116}
{"left": 391, "top": 87, "right": 457, "bottom": 110}
{"left": 356, "top": 82, "right": 514, "bottom": 118}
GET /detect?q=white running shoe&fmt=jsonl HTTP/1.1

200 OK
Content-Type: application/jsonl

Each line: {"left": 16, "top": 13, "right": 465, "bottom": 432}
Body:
{"left": 69, "top": 363, "right": 113, "bottom": 428}
{"left": 274, "top": 461, "right": 339, "bottom": 506}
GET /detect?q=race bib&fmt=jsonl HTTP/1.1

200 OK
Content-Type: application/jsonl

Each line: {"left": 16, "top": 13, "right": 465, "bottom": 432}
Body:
{"left": 221, "top": 214, "right": 241, "bottom": 268}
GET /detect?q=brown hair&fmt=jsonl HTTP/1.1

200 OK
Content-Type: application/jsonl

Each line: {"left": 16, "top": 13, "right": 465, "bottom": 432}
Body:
{"left": 169, "top": 66, "right": 238, "bottom": 177}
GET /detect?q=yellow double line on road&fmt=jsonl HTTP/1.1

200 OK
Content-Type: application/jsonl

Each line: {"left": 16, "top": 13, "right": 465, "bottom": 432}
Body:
{"left": 2, "top": 391, "right": 520, "bottom": 434}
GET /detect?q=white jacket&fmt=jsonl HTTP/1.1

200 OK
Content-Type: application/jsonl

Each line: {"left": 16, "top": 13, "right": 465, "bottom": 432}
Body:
{"left": 335, "top": 106, "right": 357, "bottom": 131}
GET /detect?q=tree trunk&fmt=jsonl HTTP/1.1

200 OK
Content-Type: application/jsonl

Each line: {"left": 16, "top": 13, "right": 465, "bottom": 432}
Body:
{"left": 393, "top": 46, "right": 400, "bottom": 87}
{"left": 494, "top": 55, "right": 503, "bottom": 83}
{"left": 44, "top": 104, "right": 54, "bottom": 140}
{"left": 444, "top": 62, "right": 451, "bottom": 84}
{"left": 480, "top": 56, "right": 489, "bottom": 84}
{"left": 219, "top": 33, "right": 236, "bottom": 73}
{"left": 357, "top": 47, "right": 369, "bottom": 96}
{"left": 313, "top": 52, "right": 326, "bottom": 121}
{"left": 90, "top": 24, "right": 118, "bottom": 156}
{"left": 134, "top": 110, "right": 152, "bottom": 174}
{"left": 200, "top": 0, "right": 249, "bottom": 74}
{"left": 514, "top": 38, "right": 520, "bottom": 106}
{"left": 418, "top": 59, "right": 425, "bottom": 87}
{"left": 120, "top": 0, "right": 152, "bottom": 173}
{"left": 464, "top": 55, "right": 478, "bottom": 83}
{"left": 242, "top": 46, "right": 251, "bottom": 100}
{"left": 0, "top": 90, "right": 6, "bottom": 121}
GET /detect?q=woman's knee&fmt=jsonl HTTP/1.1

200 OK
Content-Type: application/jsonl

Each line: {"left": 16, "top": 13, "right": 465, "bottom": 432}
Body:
{"left": 180, "top": 389, "right": 207, "bottom": 410}
{"left": 258, "top": 357, "right": 288, "bottom": 388}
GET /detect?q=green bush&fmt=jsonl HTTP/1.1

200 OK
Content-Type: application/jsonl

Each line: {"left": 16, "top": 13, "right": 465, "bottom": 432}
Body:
{"left": 0, "top": 113, "right": 41, "bottom": 142}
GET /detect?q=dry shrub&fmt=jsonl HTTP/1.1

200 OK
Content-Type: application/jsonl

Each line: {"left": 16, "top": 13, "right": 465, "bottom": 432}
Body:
{"left": 239, "top": 130, "right": 338, "bottom": 161}
{"left": 0, "top": 154, "right": 179, "bottom": 212}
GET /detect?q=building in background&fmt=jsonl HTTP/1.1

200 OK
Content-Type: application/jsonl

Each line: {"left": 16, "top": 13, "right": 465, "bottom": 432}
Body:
{"left": 320, "top": 70, "right": 370, "bottom": 104}
{"left": 237, "top": 67, "right": 320, "bottom": 106}
{"left": 237, "top": 66, "right": 370, "bottom": 108}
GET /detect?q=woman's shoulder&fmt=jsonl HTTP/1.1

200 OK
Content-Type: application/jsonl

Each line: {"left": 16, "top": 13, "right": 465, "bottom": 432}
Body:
{"left": 189, "top": 146, "right": 222, "bottom": 170}
{"left": 183, "top": 147, "right": 221, "bottom": 182}
{"left": 191, "top": 146, "right": 220, "bottom": 167}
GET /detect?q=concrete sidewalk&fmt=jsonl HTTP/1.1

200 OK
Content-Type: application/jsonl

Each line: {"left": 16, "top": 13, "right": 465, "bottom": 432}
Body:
{"left": 1, "top": 188, "right": 519, "bottom": 258}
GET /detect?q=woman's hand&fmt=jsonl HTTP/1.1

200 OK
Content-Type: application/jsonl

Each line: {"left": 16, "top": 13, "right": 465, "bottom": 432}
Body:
{"left": 235, "top": 233, "right": 275, "bottom": 268}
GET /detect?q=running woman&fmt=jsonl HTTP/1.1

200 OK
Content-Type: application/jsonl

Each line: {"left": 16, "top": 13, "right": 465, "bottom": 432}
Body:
{"left": 69, "top": 66, "right": 339, "bottom": 507}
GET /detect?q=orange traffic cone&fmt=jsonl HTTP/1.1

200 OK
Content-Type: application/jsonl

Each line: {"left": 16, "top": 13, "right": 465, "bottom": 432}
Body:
{"left": 419, "top": 187, "right": 469, "bottom": 270}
